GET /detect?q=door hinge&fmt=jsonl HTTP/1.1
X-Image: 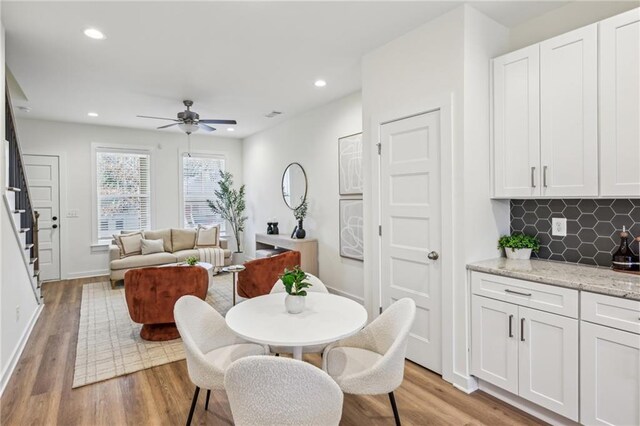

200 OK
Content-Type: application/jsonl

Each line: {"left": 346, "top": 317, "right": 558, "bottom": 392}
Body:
{"left": 377, "top": 143, "right": 381, "bottom": 155}
{"left": 378, "top": 225, "right": 382, "bottom": 236}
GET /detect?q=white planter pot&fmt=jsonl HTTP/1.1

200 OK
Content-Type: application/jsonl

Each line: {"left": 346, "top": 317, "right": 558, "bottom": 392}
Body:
{"left": 285, "top": 294, "right": 306, "bottom": 314}
{"left": 505, "top": 248, "right": 532, "bottom": 260}
{"left": 232, "top": 252, "right": 245, "bottom": 265}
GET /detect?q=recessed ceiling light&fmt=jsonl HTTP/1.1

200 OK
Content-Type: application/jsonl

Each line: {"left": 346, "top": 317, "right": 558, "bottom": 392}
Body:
{"left": 88, "top": 112, "right": 99, "bottom": 117}
{"left": 314, "top": 80, "right": 327, "bottom": 88}
{"left": 227, "top": 128, "right": 235, "bottom": 132}
{"left": 84, "top": 28, "right": 105, "bottom": 40}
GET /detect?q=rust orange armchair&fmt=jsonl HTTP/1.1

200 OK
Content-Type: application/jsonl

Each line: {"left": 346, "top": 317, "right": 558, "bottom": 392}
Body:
{"left": 237, "top": 251, "right": 301, "bottom": 298}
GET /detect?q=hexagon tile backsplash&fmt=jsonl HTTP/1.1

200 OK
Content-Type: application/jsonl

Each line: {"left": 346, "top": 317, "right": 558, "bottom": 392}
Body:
{"left": 510, "top": 199, "right": 640, "bottom": 267}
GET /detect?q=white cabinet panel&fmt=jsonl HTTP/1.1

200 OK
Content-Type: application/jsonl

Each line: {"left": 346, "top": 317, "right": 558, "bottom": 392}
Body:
{"left": 581, "top": 321, "right": 640, "bottom": 426}
{"left": 493, "top": 45, "right": 541, "bottom": 198}
{"left": 518, "top": 307, "right": 579, "bottom": 421}
{"left": 540, "top": 24, "right": 598, "bottom": 197}
{"left": 471, "top": 295, "right": 519, "bottom": 394}
{"left": 600, "top": 8, "right": 640, "bottom": 197}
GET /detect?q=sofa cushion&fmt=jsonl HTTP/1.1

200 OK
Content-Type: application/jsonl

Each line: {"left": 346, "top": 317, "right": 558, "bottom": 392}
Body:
{"left": 172, "top": 228, "right": 197, "bottom": 252}
{"left": 173, "top": 249, "right": 200, "bottom": 262}
{"left": 143, "top": 229, "right": 172, "bottom": 252}
{"left": 113, "top": 232, "right": 144, "bottom": 257}
{"left": 195, "top": 225, "right": 220, "bottom": 247}
{"left": 141, "top": 238, "right": 165, "bottom": 255}
{"left": 111, "top": 252, "right": 177, "bottom": 270}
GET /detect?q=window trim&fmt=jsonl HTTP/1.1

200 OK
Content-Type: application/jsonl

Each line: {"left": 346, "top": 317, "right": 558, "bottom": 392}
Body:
{"left": 178, "top": 151, "right": 227, "bottom": 234}
{"left": 91, "top": 143, "right": 156, "bottom": 245}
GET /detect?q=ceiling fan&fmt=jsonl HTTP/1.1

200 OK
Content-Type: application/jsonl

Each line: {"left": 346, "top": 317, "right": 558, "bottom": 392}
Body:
{"left": 137, "top": 100, "right": 237, "bottom": 134}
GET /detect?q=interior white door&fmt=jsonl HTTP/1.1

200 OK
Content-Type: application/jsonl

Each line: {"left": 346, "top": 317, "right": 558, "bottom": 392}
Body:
{"left": 471, "top": 295, "right": 519, "bottom": 394}
{"left": 581, "top": 321, "right": 640, "bottom": 426}
{"left": 492, "top": 44, "right": 541, "bottom": 198}
{"left": 518, "top": 307, "right": 579, "bottom": 421}
{"left": 540, "top": 24, "right": 598, "bottom": 197}
{"left": 379, "top": 110, "right": 441, "bottom": 373}
{"left": 599, "top": 8, "right": 640, "bottom": 197}
{"left": 23, "top": 154, "right": 60, "bottom": 281}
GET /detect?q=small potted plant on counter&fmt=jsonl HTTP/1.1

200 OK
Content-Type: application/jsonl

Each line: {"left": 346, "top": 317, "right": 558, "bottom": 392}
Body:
{"left": 498, "top": 233, "right": 540, "bottom": 260}
{"left": 279, "top": 266, "right": 313, "bottom": 314}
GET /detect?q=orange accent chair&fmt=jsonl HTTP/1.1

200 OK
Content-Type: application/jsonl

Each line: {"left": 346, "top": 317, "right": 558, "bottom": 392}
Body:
{"left": 124, "top": 266, "right": 208, "bottom": 341}
{"left": 237, "top": 251, "right": 301, "bottom": 298}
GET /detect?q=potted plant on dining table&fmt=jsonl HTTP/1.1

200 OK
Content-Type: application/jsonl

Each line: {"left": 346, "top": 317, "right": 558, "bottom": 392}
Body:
{"left": 280, "top": 266, "right": 313, "bottom": 314}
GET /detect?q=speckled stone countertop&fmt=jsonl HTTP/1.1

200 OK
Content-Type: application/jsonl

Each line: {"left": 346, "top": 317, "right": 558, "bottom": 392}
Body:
{"left": 467, "top": 258, "right": 640, "bottom": 301}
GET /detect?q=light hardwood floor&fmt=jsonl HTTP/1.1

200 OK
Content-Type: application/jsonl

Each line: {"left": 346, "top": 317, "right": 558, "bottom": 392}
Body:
{"left": 1, "top": 278, "right": 545, "bottom": 426}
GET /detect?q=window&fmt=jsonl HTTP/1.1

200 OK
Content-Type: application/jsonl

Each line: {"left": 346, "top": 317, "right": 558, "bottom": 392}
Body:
{"left": 96, "top": 149, "right": 151, "bottom": 240}
{"left": 182, "top": 154, "right": 225, "bottom": 230}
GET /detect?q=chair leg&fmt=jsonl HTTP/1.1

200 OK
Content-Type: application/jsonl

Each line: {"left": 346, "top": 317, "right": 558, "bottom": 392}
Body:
{"left": 388, "top": 391, "right": 401, "bottom": 426}
{"left": 205, "top": 389, "right": 211, "bottom": 411}
{"left": 275, "top": 353, "right": 279, "bottom": 357}
{"left": 186, "top": 386, "right": 200, "bottom": 426}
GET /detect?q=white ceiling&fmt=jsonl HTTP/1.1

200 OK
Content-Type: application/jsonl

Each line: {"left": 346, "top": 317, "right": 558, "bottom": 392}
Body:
{"left": 3, "top": 1, "right": 571, "bottom": 138}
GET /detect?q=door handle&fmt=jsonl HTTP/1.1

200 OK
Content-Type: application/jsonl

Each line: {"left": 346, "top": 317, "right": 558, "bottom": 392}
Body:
{"left": 531, "top": 166, "right": 536, "bottom": 188}
{"left": 427, "top": 251, "right": 439, "bottom": 260}
{"left": 543, "top": 166, "right": 548, "bottom": 188}
{"left": 52, "top": 224, "right": 58, "bottom": 229}
{"left": 508, "top": 314, "right": 514, "bottom": 338}
{"left": 520, "top": 318, "right": 525, "bottom": 342}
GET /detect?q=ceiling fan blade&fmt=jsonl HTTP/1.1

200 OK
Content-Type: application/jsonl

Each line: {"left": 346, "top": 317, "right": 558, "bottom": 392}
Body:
{"left": 199, "top": 123, "right": 216, "bottom": 132}
{"left": 137, "top": 115, "right": 179, "bottom": 121}
{"left": 157, "top": 123, "right": 180, "bottom": 129}
{"left": 198, "top": 119, "right": 237, "bottom": 125}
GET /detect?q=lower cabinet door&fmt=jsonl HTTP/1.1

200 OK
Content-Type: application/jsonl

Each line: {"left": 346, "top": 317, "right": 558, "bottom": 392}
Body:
{"left": 518, "top": 307, "right": 579, "bottom": 421}
{"left": 471, "top": 295, "right": 519, "bottom": 394}
{"left": 581, "top": 321, "right": 640, "bottom": 426}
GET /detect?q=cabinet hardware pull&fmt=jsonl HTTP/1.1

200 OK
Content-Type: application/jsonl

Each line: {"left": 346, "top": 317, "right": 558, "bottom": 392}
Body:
{"left": 508, "top": 314, "right": 514, "bottom": 338}
{"left": 520, "top": 318, "right": 525, "bottom": 342}
{"left": 531, "top": 166, "right": 536, "bottom": 188}
{"left": 505, "top": 289, "right": 532, "bottom": 297}
{"left": 543, "top": 165, "right": 548, "bottom": 188}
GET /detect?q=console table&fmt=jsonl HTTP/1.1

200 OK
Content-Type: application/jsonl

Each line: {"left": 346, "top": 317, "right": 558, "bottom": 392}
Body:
{"left": 255, "top": 233, "right": 318, "bottom": 276}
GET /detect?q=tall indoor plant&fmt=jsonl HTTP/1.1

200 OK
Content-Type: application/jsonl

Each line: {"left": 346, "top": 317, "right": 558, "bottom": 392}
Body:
{"left": 207, "top": 170, "right": 247, "bottom": 263}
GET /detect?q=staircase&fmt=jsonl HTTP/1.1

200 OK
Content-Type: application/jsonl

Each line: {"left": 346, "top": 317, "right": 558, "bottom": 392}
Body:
{"left": 4, "top": 86, "right": 41, "bottom": 303}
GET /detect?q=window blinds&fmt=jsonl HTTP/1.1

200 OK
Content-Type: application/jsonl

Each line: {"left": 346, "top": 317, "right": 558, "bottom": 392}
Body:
{"left": 182, "top": 154, "right": 226, "bottom": 230}
{"left": 96, "top": 150, "right": 151, "bottom": 240}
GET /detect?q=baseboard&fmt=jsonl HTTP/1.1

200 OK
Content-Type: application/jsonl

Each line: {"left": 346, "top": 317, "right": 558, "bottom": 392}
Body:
{"left": 325, "top": 285, "right": 364, "bottom": 304}
{"left": 0, "top": 303, "right": 44, "bottom": 397}
{"left": 65, "top": 269, "right": 109, "bottom": 279}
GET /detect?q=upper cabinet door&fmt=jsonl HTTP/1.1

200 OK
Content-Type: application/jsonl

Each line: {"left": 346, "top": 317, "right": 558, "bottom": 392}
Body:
{"left": 540, "top": 24, "right": 598, "bottom": 197}
{"left": 493, "top": 45, "right": 541, "bottom": 198}
{"left": 600, "top": 8, "right": 640, "bottom": 198}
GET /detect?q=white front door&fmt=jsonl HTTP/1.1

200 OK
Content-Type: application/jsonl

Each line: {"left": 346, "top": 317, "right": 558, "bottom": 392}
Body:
{"left": 23, "top": 155, "right": 60, "bottom": 281}
{"left": 380, "top": 110, "right": 442, "bottom": 373}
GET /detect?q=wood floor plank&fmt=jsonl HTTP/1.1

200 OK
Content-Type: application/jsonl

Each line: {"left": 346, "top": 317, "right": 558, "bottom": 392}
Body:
{"left": 1, "top": 279, "right": 546, "bottom": 426}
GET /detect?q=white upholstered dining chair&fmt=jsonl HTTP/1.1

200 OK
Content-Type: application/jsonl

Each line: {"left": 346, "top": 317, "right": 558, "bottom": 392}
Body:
{"left": 270, "top": 273, "right": 330, "bottom": 355}
{"left": 224, "top": 356, "right": 344, "bottom": 426}
{"left": 174, "top": 295, "right": 268, "bottom": 426}
{"left": 322, "top": 298, "right": 416, "bottom": 426}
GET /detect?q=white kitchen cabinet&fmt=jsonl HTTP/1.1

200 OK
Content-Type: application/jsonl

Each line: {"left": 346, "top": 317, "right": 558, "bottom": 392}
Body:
{"left": 518, "top": 307, "right": 579, "bottom": 421}
{"left": 599, "top": 8, "right": 640, "bottom": 197}
{"left": 540, "top": 24, "right": 598, "bottom": 197}
{"left": 581, "top": 321, "right": 640, "bottom": 426}
{"left": 493, "top": 45, "right": 541, "bottom": 198}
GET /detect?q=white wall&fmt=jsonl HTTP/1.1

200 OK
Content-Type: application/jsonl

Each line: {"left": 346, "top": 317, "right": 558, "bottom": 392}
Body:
{"left": 242, "top": 92, "right": 364, "bottom": 301}
{"left": 509, "top": 1, "right": 637, "bottom": 50}
{"left": 16, "top": 118, "right": 243, "bottom": 279}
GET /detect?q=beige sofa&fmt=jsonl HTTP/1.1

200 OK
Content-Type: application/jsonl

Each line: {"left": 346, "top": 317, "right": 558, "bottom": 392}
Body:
{"left": 109, "top": 228, "right": 232, "bottom": 287}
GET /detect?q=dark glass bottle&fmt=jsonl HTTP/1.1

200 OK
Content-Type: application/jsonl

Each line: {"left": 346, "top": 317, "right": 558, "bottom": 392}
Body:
{"left": 612, "top": 229, "right": 634, "bottom": 271}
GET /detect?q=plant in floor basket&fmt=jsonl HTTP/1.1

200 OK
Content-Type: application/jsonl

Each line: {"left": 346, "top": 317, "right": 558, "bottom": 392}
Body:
{"left": 184, "top": 256, "right": 199, "bottom": 266}
{"left": 292, "top": 199, "right": 308, "bottom": 239}
{"left": 280, "top": 266, "right": 313, "bottom": 314}
{"left": 498, "top": 233, "right": 540, "bottom": 260}
{"left": 207, "top": 170, "right": 247, "bottom": 264}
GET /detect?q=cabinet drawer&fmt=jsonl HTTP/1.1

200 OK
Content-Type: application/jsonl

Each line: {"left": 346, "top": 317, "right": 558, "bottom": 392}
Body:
{"left": 471, "top": 272, "right": 578, "bottom": 318}
{"left": 582, "top": 292, "right": 640, "bottom": 334}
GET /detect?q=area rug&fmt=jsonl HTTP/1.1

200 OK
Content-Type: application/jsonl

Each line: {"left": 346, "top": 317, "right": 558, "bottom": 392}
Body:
{"left": 72, "top": 273, "right": 242, "bottom": 388}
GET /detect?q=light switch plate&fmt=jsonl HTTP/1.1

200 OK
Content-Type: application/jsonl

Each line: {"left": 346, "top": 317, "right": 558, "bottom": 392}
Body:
{"left": 552, "top": 217, "right": 567, "bottom": 237}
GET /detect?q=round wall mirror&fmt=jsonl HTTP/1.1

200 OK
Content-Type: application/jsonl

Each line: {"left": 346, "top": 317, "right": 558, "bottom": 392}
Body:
{"left": 282, "top": 162, "right": 308, "bottom": 210}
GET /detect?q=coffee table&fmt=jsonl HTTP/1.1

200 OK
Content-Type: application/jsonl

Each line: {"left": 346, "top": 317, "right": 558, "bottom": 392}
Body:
{"left": 225, "top": 292, "right": 368, "bottom": 360}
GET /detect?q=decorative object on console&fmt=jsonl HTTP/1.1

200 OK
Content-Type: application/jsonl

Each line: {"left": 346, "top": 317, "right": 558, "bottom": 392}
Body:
{"left": 280, "top": 266, "right": 313, "bottom": 314}
{"left": 293, "top": 199, "right": 308, "bottom": 239}
{"left": 339, "top": 199, "right": 364, "bottom": 261}
{"left": 498, "top": 233, "right": 540, "bottom": 260}
{"left": 267, "top": 221, "right": 279, "bottom": 235}
{"left": 207, "top": 170, "right": 247, "bottom": 257}
{"left": 338, "top": 132, "right": 363, "bottom": 195}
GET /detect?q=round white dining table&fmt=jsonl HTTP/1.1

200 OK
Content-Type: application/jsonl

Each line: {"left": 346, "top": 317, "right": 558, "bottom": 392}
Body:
{"left": 225, "top": 292, "right": 368, "bottom": 360}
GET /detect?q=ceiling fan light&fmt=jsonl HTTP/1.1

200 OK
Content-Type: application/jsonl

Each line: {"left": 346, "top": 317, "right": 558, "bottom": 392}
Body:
{"left": 178, "top": 122, "right": 199, "bottom": 134}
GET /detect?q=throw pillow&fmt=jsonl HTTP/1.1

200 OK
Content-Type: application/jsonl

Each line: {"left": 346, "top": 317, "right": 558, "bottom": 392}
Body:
{"left": 171, "top": 228, "right": 197, "bottom": 252}
{"left": 143, "top": 229, "right": 172, "bottom": 252}
{"left": 195, "top": 225, "right": 220, "bottom": 247}
{"left": 113, "top": 232, "right": 143, "bottom": 257}
{"left": 141, "top": 238, "right": 165, "bottom": 255}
